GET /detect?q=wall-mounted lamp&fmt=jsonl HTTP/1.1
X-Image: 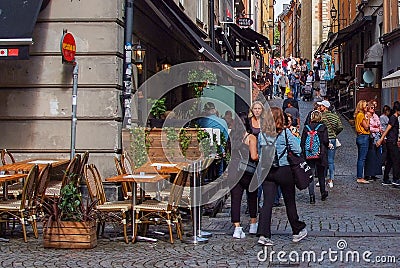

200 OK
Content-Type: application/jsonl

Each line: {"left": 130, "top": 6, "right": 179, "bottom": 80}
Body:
{"left": 330, "top": 2, "right": 338, "bottom": 20}
{"left": 161, "top": 62, "right": 171, "bottom": 71}
{"left": 158, "top": 57, "right": 172, "bottom": 72}
{"left": 132, "top": 41, "right": 146, "bottom": 73}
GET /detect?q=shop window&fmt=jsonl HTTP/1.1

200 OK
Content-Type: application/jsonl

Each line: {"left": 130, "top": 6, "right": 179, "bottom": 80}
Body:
{"left": 197, "top": 0, "right": 204, "bottom": 22}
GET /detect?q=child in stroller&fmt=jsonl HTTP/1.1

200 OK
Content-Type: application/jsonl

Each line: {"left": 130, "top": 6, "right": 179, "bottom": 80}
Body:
{"left": 302, "top": 84, "right": 313, "bottom": 101}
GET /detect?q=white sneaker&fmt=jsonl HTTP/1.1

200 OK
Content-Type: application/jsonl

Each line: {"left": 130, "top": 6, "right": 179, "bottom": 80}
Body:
{"left": 233, "top": 227, "right": 245, "bottom": 239}
{"left": 292, "top": 228, "right": 308, "bottom": 242}
{"left": 258, "top": 236, "right": 274, "bottom": 246}
{"left": 327, "top": 180, "right": 333, "bottom": 188}
{"left": 315, "top": 182, "right": 320, "bottom": 187}
{"left": 249, "top": 223, "right": 258, "bottom": 234}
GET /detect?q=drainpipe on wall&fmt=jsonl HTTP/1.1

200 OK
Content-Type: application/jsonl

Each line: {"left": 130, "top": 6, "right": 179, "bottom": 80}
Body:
{"left": 119, "top": 0, "right": 134, "bottom": 155}
{"left": 279, "top": 17, "right": 285, "bottom": 57}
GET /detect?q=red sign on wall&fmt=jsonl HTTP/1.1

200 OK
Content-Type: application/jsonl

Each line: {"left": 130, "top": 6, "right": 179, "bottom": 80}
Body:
{"left": 61, "top": 32, "right": 76, "bottom": 63}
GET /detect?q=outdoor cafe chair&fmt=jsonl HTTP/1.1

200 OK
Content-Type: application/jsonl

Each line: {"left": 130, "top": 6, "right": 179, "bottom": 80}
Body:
{"left": 33, "top": 164, "right": 51, "bottom": 220}
{"left": 75, "top": 151, "right": 89, "bottom": 185}
{"left": 133, "top": 168, "right": 189, "bottom": 244}
{"left": 119, "top": 152, "right": 134, "bottom": 200}
{"left": 0, "top": 149, "right": 22, "bottom": 199}
{"left": 1, "top": 149, "right": 15, "bottom": 166}
{"left": 45, "top": 154, "right": 80, "bottom": 197}
{"left": 84, "top": 164, "right": 132, "bottom": 244}
{"left": 0, "top": 165, "right": 39, "bottom": 242}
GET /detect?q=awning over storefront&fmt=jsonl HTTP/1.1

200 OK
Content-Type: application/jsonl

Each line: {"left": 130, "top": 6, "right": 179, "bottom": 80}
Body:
{"left": 363, "top": 42, "right": 383, "bottom": 65}
{"left": 227, "top": 24, "right": 271, "bottom": 50}
{"left": 0, "top": 0, "right": 43, "bottom": 60}
{"left": 146, "top": 0, "right": 228, "bottom": 65}
{"left": 314, "top": 40, "right": 328, "bottom": 57}
{"left": 382, "top": 70, "right": 400, "bottom": 88}
{"left": 216, "top": 28, "right": 235, "bottom": 59}
{"left": 325, "top": 16, "right": 374, "bottom": 50}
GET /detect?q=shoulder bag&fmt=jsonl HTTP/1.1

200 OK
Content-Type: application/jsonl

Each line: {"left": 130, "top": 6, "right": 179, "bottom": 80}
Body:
{"left": 284, "top": 130, "right": 313, "bottom": 190}
{"left": 237, "top": 134, "right": 257, "bottom": 174}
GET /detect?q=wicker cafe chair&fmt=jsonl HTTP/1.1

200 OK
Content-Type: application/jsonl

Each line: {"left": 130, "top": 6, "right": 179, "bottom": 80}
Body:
{"left": 33, "top": 164, "right": 51, "bottom": 219}
{"left": 0, "top": 149, "right": 23, "bottom": 199}
{"left": 114, "top": 156, "right": 124, "bottom": 175}
{"left": 0, "top": 165, "right": 39, "bottom": 242}
{"left": 1, "top": 149, "right": 15, "bottom": 166}
{"left": 119, "top": 152, "right": 134, "bottom": 200}
{"left": 45, "top": 154, "right": 80, "bottom": 197}
{"left": 84, "top": 164, "right": 132, "bottom": 244}
{"left": 133, "top": 168, "right": 189, "bottom": 244}
{"left": 75, "top": 151, "right": 89, "bottom": 185}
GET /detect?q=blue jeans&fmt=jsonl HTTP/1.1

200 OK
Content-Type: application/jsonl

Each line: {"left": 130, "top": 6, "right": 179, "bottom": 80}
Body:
{"left": 356, "top": 134, "right": 370, "bottom": 178}
{"left": 326, "top": 138, "right": 337, "bottom": 180}
{"left": 292, "top": 83, "right": 300, "bottom": 100}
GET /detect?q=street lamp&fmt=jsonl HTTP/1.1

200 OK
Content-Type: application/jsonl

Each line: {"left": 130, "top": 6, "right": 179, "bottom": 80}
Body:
{"left": 330, "top": 2, "right": 337, "bottom": 21}
{"left": 132, "top": 41, "right": 146, "bottom": 73}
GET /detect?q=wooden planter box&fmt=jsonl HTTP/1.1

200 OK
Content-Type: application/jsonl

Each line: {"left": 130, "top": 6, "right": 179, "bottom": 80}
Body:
{"left": 122, "top": 128, "right": 202, "bottom": 163}
{"left": 43, "top": 221, "right": 97, "bottom": 249}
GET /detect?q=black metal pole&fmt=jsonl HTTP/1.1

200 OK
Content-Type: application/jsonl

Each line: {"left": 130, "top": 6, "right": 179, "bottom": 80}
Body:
{"left": 209, "top": 0, "right": 215, "bottom": 50}
{"left": 122, "top": 0, "right": 134, "bottom": 130}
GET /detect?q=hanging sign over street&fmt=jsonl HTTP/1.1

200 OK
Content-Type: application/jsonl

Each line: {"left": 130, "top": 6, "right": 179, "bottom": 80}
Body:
{"left": 60, "top": 32, "right": 76, "bottom": 63}
{"left": 236, "top": 17, "right": 253, "bottom": 27}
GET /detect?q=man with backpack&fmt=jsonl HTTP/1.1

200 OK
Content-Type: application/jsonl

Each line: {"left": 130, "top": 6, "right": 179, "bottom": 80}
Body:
{"left": 300, "top": 110, "right": 329, "bottom": 204}
{"left": 318, "top": 100, "right": 343, "bottom": 188}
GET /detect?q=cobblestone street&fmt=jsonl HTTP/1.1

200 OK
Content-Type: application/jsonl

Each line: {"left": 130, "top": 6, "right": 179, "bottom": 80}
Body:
{"left": 1, "top": 99, "right": 399, "bottom": 267}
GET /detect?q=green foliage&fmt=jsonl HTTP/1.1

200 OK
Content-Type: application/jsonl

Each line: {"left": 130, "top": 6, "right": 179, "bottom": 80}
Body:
{"left": 178, "top": 129, "right": 192, "bottom": 157}
{"left": 130, "top": 127, "right": 151, "bottom": 168}
{"left": 188, "top": 69, "right": 217, "bottom": 98}
{"left": 147, "top": 98, "right": 167, "bottom": 119}
{"left": 59, "top": 181, "right": 82, "bottom": 221}
{"left": 165, "top": 127, "right": 179, "bottom": 158}
{"left": 42, "top": 179, "right": 97, "bottom": 226}
{"left": 196, "top": 128, "right": 212, "bottom": 156}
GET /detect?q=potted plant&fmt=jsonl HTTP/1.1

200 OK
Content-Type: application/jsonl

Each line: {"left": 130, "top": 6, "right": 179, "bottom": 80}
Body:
{"left": 148, "top": 97, "right": 167, "bottom": 128}
{"left": 42, "top": 180, "right": 98, "bottom": 249}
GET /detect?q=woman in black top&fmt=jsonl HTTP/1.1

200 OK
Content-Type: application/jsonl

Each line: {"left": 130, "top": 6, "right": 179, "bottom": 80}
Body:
{"left": 229, "top": 112, "right": 259, "bottom": 239}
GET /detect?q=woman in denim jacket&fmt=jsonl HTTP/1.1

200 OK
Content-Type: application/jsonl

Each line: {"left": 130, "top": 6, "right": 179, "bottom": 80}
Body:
{"left": 257, "top": 107, "right": 307, "bottom": 246}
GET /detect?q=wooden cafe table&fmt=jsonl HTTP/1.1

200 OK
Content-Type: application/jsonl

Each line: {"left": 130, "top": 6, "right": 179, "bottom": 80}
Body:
{"left": 105, "top": 173, "right": 170, "bottom": 243}
{"left": 135, "top": 161, "right": 188, "bottom": 175}
{"left": 0, "top": 173, "right": 28, "bottom": 200}
{"left": 0, "top": 158, "right": 70, "bottom": 173}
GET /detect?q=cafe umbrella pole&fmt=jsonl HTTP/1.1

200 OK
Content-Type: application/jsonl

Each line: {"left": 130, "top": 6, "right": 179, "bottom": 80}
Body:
{"left": 70, "top": 61, "right": 79, "bottom": 159}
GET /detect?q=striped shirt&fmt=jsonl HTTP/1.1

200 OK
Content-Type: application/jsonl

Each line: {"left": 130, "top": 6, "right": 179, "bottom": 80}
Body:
{"left": 321, "top": 111, "right": 343, "bottom": 139}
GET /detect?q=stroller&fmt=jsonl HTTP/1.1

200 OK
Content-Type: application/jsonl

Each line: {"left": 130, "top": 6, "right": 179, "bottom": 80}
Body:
{"left": 302, "top": 84, "right": 313, "bottom": 101}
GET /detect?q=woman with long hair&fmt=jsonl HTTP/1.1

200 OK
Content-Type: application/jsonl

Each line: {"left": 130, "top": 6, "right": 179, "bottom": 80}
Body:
{"left": 248, "top": 101, "right": 268, "bottom": 137}
{"left": 364, "top": 100, "right": 383, "bottom": 180}
{"left": 354, "top": 100, "right": 370, "bottom": 184}
{"left": 229, "top": 112, "right": 259, "bottom": 239}
{"left": 379, "top": 105, "right": 391, "bottom": 169}
{"left": 257, "top": 107, "right": 307, "bottom": 246}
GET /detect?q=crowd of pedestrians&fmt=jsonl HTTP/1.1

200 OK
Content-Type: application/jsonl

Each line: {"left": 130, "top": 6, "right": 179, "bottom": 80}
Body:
{"left": 203, "top": 62, "right": 400, "bottom": 247}
{"left": 253, "top": 56, "right": 324, "bottom": 102}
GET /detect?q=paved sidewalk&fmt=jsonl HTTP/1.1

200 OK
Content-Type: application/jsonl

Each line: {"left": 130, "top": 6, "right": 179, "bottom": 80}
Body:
{"left": 0, "top": 99, "right": 399, "bottom": 267}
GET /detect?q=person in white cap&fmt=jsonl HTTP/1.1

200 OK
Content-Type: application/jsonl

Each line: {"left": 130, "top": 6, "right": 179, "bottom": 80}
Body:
{"left": 317, "top": 100, "right": 343, "bottom": 188}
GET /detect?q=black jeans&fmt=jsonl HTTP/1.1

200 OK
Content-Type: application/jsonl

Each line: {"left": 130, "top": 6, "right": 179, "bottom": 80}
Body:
{"left": 384, "top": 141, "right": 400, "bottom": 181}
{"left": 308, "top": 161, "right": 327, "bottom": 196}
{"left": 257, "top": 166, "right": 306, "bottom": 238}
{"left": 231, "top": 172, "right": 258, "bottom": 223}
